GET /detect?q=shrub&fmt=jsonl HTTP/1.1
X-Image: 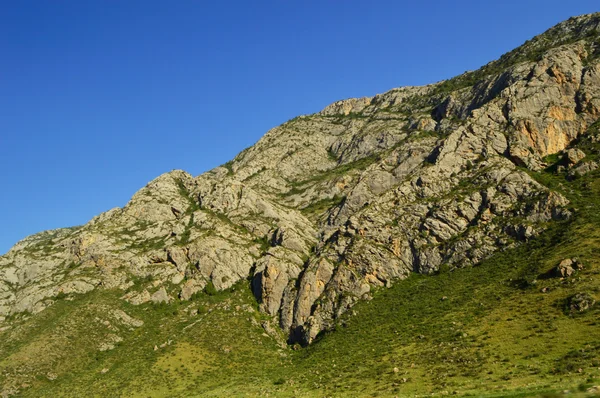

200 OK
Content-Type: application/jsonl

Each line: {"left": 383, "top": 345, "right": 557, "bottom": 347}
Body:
{"left": 204, "top": 281, "right": 218, "bottom": 296}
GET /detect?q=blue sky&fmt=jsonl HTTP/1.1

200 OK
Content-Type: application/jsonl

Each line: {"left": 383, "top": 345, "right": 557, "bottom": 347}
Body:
{"left": 1, "top": 1, "right": 598, "bottom": 254}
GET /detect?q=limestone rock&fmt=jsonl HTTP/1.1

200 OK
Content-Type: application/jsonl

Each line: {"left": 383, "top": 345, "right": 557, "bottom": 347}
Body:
{"left": 253, "top": 247, "right": 303, "bottom": 316}
{"left": 166, "top": 247, "right": 189, "bottom": 273}
{"left": 111, "top": 309, "right": 144, "bottom": 328}
{"left": 569, "top": 161, "right": 598, "bottom": 178}
{"left": 555, "top": 258, "right": 577, "bottom": 278}
{"left": 567, "top": 293, "right": 596, "bottom": 313}
{"left": 151, "top": 287, "right": 170, "bottom": 304}
{"left": 122, "top": 289, "right": 151, "bottom": 305}
{"left": 179, "top": 278, "right": 206, "bottom": 301}
{"left": 320, "top": 97, "right": 372, "bottom": 116}
{"left": 1, "top": 13, "right": 599, "bottom": 346}
{"left": 565, "top": 148, "right": 586, "bottom": 165}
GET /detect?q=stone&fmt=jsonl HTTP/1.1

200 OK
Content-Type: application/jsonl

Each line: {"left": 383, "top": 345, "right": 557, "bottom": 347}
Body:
{"left": 568, "top": 293, "right": 596, "bottom": 313}
{"left": 166, "top": 247, "right": 189, "bottom": 273}
{"left": 569, "top": 161, "right": 598, "bottom": 178}
{"left": 320, "top": 97, "right": 372, "bottom": 116}
{"left": 179, "top": 279, "right": 205, "bottom": 301}
{"left": 111, "top": 309, "right": 144, "bottom": 328}
{"left": 98, "top": 334, "right": 123, "bottom": 352}
{"left": 565, "top": 148, "right": 586, "bottom": 165}
{"left": 122, "top": 289, "right": 151, "bottom": 306}
{"left": 151, "top": 287, "right": 170, "bottom": 304}
{"left": 555, "top": 258, "right": 576, "bottom": 278}
{"left": 587, "top": 386, "right": 600, "bottom": 394}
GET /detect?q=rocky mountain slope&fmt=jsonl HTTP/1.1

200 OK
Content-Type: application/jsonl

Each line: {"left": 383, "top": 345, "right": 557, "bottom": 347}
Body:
{"left": 3, "top": 13, "right": 600, "bottom": 397}
{"left": 2, "top": 14, "right": 600, "bottom": 349}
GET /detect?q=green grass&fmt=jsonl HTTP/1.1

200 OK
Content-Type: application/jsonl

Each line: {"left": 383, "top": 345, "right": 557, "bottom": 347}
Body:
{"left": 284, "top": 153, "right": 382, "bottom": 197}
{"left": 127, "top": 235, "right": 168, "bottom": 252}
{"left": 175, "top": 214, "right": 195, "bottom": 246}
{"left": 174, "top": 178, "right": 201, "bottom": 214}
{"left": 322, "top": 112, "right": 370, "bottom": 124}
{"left": 252, "top": 234, "right": 272, "bottom": 254}
{"left": 221, "top": 161, "right": 234, "bottom": 176}
{"left": 300, "top": 194, "right": 346, "bottom": 218}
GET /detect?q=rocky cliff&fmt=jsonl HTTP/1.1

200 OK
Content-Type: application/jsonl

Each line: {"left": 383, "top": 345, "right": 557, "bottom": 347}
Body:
{"left": 1, "top": 13, "right": 599, "bottom": 345}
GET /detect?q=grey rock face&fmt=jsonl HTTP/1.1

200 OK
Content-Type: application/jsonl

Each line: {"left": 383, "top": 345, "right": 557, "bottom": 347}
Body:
{"left": 1, "top": 13, "right": 600, "bottom": 344}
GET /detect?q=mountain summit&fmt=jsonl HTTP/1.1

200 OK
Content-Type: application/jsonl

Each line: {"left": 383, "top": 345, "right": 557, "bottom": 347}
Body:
{"left": 2, "top": 13, "right": 600, "bottom": 397}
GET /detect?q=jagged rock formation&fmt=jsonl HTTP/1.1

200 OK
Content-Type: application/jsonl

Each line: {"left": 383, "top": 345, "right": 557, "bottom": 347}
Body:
{"left": 1, "top": 13, "right": 600, "bottom": 344}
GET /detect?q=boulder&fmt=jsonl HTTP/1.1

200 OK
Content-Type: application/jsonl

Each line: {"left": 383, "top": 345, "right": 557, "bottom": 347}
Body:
{"left": 568, "top": 161, "right": 598, "bottom": 178}
{"left": 179, "top": 278, "right": 206, "bottom": 301}
{"left": 150, "top": 287, "right": 170, "bottom": 304}
{"left": 565, "top": 148, "right": 586, "bottom": 165}
{"left": 555, "top": 258, "right": 576, "bottom": 278}
{"left": 567, "top": 293, "right": 596, "bottom": 313}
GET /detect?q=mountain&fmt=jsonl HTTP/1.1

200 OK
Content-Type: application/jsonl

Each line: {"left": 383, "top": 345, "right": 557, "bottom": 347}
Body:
{"left": 2, "top": 13, "right": 600, "bottom": 397}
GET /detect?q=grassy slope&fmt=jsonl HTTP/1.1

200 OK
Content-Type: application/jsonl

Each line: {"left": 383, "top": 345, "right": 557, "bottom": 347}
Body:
{"left": 3, "top": 149, "right": 600, "bottom": 396}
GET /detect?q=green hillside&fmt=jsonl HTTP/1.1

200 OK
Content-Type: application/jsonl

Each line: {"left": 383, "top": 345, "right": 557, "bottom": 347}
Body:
{"left": 2, "top": 131, "right": 600, "bottom": 397}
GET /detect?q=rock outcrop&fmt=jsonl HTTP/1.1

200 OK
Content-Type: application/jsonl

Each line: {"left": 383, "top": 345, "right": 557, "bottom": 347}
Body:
{"left": 554, "top": 258, "right": 584, "bottom": 278}
{"left": 1, "top": 13, "right": 600, "bottom": 344}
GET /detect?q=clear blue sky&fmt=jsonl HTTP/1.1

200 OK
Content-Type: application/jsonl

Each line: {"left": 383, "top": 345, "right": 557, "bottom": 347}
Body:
{"left": 1, "top": 1, "right": 598, "bottom": 254}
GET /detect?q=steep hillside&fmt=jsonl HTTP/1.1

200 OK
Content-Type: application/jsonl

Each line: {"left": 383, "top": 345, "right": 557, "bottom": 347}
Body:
{"left": 1, "top": 13, "right": 600, "bottom": 397}
{"left": 2, "top": 151, "right": 600, "bottom": 397}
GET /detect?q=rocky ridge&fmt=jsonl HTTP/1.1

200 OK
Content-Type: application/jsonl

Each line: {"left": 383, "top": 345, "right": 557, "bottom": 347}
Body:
{"left": 1, "top": 13, "right": 600, "bottom": 344}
